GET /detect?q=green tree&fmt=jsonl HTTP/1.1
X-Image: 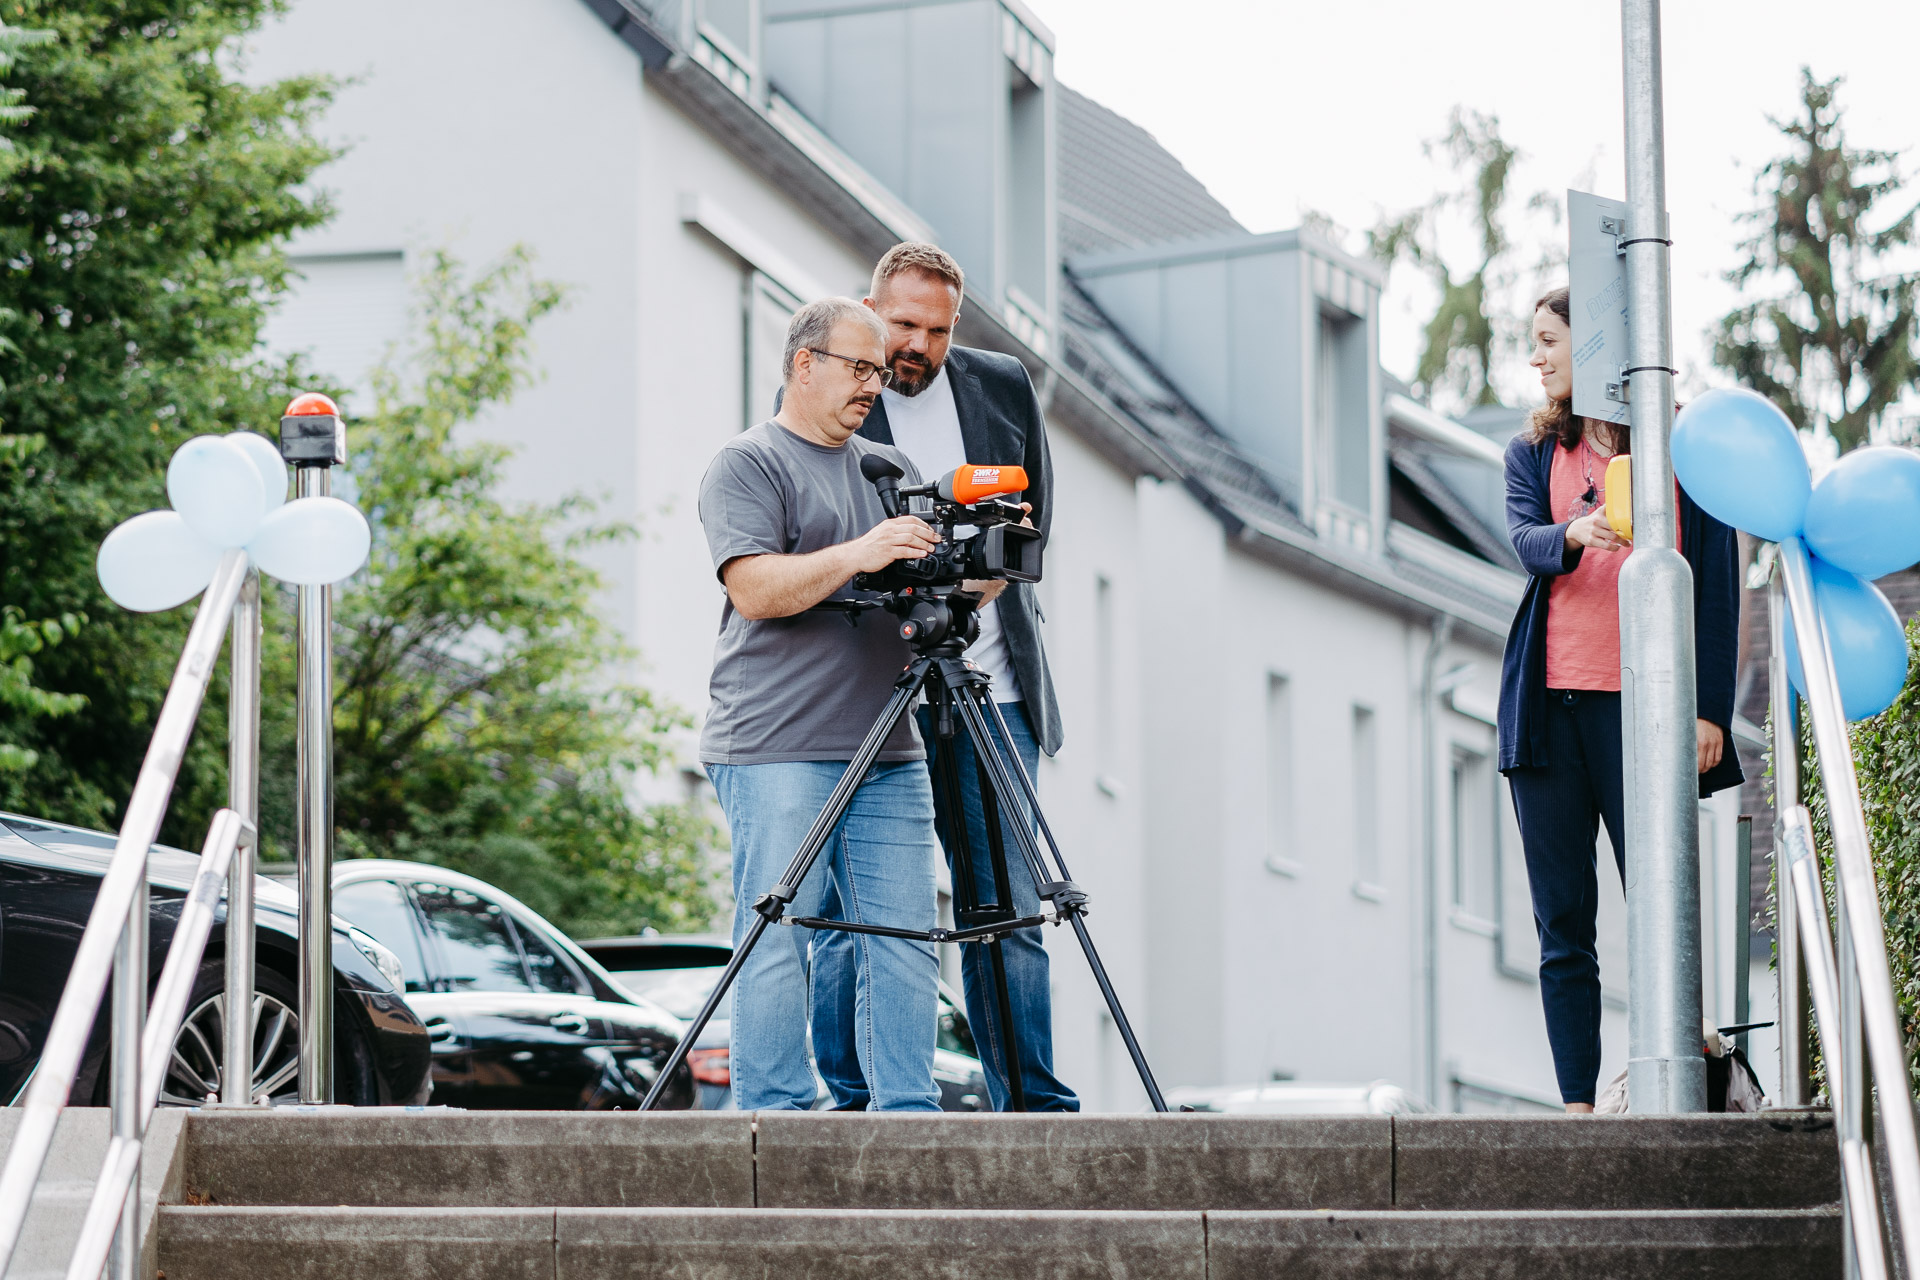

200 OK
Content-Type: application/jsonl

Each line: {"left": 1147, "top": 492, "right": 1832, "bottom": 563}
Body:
{"left": 1370, "top": 108, "right": 1557, "bottom": 410}
{"left": 1797, "top": 615, "right": 1920, "bottom": 1093}
{"left": 1716, "top": 70, "right": 1920, "bottom": 455}
{"left": 258, "top": 248, "right": 717, "bottom": 938}
{"left": 0, "top": 0, "right": 330, "bottom": 841}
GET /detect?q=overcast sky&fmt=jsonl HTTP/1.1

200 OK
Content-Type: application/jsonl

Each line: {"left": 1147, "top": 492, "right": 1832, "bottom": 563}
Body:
{"left": 1032, "top": 0, "right": 1920, "bottom": 417}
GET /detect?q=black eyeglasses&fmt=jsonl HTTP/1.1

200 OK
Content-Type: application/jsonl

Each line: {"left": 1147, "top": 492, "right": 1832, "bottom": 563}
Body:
{"left": 808, "top": 349, "right": 895, "bottom": 388}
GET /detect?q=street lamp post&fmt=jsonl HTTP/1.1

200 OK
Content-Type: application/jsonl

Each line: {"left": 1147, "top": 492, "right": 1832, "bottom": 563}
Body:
{"left": 278, "top": 392, "right": 346, "bottom": 1104}
{"left": 1617, "top": 0, "right": 1707, "bottom": 1113}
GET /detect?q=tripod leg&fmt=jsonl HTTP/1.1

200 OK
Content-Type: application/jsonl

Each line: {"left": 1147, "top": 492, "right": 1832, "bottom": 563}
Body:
{"left": 952, "top": 693, "right": 1169, "bottom": 1112}
{"left": 641, "top": 668, "right": 928, "bottom": 1112}
{"left": 982, "top": 936, "right": 1027, "bottom": 1112}
{"left": 641, "top": 912, "right": 771, "bottom": 1110}
{"left": 981, "top": 697, "right": 1079, "bottom": 884}
{"left": 970, "top": 748, "right": 1029, "bottom": 1112}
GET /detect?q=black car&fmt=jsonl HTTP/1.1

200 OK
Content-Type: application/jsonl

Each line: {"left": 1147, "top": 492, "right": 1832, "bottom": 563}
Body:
{"left": 0, "top": 812, "right": 431, "bottom": 1108}
{"left": 327, "top": 861, "right": 695, "bottom": 1109}
{"left": 579, "top": 934, "right": 990, "bottom": 1112}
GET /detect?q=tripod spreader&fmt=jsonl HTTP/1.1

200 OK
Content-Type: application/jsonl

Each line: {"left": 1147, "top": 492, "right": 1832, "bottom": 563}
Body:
{"left": 1038, "top": 880, "right": 1089, "bottom": 914}
{"left": 750, "top": 884, "right": 797, "bottom": 924}
{"left": 782, "top": 914, "right": 1052, "bottom": 945}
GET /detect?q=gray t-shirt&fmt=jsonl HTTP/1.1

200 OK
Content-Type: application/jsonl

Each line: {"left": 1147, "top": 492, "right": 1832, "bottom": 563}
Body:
{"left": 698, "top": 421, "right": 927, "bottom": 765}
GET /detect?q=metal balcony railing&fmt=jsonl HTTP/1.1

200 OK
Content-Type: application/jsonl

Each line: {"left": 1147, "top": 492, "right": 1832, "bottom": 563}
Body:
{"left": 0, "top": 550, "right": 263, "bottom": 1280}
{"left": 1771, "top": 536, "right": 1920, "bottom": 1280}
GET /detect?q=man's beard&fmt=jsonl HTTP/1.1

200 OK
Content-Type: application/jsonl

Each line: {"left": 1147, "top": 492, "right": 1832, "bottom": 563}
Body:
{"left": 888, "top": 353, "right": 937, "bottom": 398}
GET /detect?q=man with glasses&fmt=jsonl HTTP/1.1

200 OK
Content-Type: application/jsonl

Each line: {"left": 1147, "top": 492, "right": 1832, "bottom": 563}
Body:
{"left": 697, "top": 296, "right": 945, "bottom": 1111}
{"left": 809, "top": 242, "right": 1077, "bottom": 1113}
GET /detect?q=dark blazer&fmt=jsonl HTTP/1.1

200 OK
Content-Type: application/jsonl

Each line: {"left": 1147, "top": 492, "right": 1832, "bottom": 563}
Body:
{"left": 1497, "top": 433, "right": 1744, "bottom": 798}
{"left": 858, "top": 346, "right": 1063, "bottom": 756}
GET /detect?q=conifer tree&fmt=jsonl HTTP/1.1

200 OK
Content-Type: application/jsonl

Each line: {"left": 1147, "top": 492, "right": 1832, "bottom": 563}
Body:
{"left": 1716, "top": 70, "right": 1920, "bottom": 454}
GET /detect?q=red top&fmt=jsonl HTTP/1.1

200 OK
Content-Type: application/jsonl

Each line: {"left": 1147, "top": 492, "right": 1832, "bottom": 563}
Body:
{"left": 1544, "top": 439, "right": 1627, "bottom": 691}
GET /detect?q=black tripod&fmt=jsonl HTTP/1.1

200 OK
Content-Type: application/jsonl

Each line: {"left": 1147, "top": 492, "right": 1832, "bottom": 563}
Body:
{"left": 640, "top": 586, "right": 1166, "bottom": 1112}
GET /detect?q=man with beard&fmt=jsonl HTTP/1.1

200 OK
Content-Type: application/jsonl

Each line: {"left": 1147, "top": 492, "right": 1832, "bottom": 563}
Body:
{"left": 699, "top": 297, "right": 944, "bottom": 1111}
{"left": 810, "top": 242, "right": 1076, "bottom": 1112}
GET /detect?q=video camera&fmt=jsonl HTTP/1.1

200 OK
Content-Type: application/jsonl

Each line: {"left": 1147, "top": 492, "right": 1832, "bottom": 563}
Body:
{"left": 856, "top": 455, "right": 1042, "bottom": 592}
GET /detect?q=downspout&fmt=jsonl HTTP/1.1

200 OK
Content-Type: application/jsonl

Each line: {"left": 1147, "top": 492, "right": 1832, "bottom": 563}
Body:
{"left": 1420, "top": 616, "right": 1455, "bottom": 1110}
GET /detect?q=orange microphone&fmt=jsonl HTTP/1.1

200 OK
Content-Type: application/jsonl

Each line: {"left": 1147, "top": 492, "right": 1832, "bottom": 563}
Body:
{"left": 936, "top": 465, "right": 1028, "bottom": 504}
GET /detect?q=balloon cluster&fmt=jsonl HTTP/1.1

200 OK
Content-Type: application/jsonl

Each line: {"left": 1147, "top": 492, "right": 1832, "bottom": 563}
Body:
{"left": 97, "top": 432, "right": 371, "bottom": 612}
{"left": 1673, "top": 387, "right": 1920, "bottom": 720}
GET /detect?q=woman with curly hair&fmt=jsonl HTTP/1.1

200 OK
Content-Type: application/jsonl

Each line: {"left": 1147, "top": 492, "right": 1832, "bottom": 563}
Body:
{"left": 1497, "top": 285, "right": 1744, "bottom": 1112}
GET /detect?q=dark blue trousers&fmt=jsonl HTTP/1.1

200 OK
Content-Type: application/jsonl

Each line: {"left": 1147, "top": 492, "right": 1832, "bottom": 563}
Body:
{"left": 1506, "top": 689, "right": 1626, "bottom": 1106}
{"left": 811, "top": 702, "right": 1078, "bottom": 1111}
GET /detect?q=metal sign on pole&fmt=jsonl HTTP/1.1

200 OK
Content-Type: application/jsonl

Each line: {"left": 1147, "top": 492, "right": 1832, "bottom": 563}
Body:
{"left": 1616, "top": 0, "right": 1706, "bottom": 1113}
{"left": 1567, "top": 188, "right": 1633, "bottom": 426}
{"left": 279, "top": 393, "right": 347, "bottom": 1104}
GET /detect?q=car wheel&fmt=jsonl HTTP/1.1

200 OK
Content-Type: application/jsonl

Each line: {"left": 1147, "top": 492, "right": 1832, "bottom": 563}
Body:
{"left": 157, "top": 962, "right": 306, "bottom": 1107}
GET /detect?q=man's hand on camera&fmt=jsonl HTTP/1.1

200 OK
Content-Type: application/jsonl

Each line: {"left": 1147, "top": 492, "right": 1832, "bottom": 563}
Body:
{"left": 721, "top": 515, "right": 939, "bottom": 620}
{"left": 847, "top": 514, "right": 940, "bottom": 573}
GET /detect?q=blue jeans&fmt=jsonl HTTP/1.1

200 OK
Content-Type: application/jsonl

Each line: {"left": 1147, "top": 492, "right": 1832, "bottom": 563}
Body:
{"left": 709, "top": 759, "right": 941, "bottom": 1112}
{"left": 812, "top": 702, "right": 1078, "bottom": 1111}
{"left": 1507, "top": 690, "right": 1626, "bottom": 1106}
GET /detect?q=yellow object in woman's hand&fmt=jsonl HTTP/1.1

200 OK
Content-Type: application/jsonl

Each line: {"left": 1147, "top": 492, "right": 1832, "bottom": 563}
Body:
{"left": 1605, "top": 454, "right": 1633, "bottom": 542}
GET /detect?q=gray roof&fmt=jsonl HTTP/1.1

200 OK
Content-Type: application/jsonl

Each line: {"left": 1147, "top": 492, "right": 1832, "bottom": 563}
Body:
{"left": 1054, "top": 87, "right": 1519, "bottom": 591}
{"left": 1057, "top": 86, "right": 1245, "bottom": 259}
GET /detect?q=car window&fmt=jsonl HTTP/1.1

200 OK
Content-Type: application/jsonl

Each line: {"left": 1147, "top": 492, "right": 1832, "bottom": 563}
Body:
{"left": 332, "top": 879, "right": 432, "bottom": 993}
{"left": 937, "top": 993, "right": 976, "bottom": 1057}
{"left": 510, "top": 916, "right": 582, "bottom": 995}
{"left": 607, "top": 966, "right": 726, "bottom": 1019}
{"left": 413, "top": 883, "right": 532, "bottom": 993}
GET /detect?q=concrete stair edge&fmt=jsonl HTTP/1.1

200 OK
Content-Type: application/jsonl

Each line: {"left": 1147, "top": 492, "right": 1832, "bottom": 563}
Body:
{"left": 154, "top": 1204, "right": 1845, "bottom": 1280}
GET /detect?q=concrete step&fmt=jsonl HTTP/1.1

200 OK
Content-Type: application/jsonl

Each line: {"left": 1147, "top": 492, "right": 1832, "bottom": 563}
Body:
{"left": 0, "top": 1108, "right": 185, "bottom": 1280}
{"left": 179, "top": 1109, "right": 1838, "bottom": 1213}
{"left": 155, "top": 1204, "right": 1842, "bottom": 1279}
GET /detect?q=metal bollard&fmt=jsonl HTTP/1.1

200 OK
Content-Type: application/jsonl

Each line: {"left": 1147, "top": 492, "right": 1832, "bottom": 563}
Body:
{"left": 279, "top": 393, "right": 346, "bottom": 1104}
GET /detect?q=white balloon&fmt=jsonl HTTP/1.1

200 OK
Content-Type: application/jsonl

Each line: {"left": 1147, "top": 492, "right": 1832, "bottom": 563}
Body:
{"left": 226, "top": 431, "right": 289, "bottom": 514}
{"left": 96, "top": 511, "right": 224, "bottom": 612}
{"left": 248, "top": 496, "right": 371, "bottom": 586}
{"left": 167, "top": 435, "right": 266, "bottom": 548}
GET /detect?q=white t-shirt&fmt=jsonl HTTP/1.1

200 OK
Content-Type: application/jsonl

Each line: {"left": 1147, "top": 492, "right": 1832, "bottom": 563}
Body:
{"left": 880, "top": 364, "right": 1026, "bottom": 703}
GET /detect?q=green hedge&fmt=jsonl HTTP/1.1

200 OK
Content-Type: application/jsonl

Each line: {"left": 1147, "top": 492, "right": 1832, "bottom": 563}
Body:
{"left": 1795, "top": 615, "right": 1920, "bottom": 1094}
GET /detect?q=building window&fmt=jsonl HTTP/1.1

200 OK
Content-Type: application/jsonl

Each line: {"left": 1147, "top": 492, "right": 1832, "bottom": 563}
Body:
{"left": 1265, "top": 674, "right": 1297, "bottom": 875}
{"left": 1352, "top": 704, "right": 1380, "bottom": 895}
{"left": 744, "top": 271, "right": 799, "bottom": 432}
{"left": 1313, "top": 305, "right": 1371, "bottom": 516}
{"left": 1004, "top": 61, "right": 1048, "bottom": 317}
{"left": 1093, "top": 574, "right": 1118, "bottom": 795}
{"left": 1451, "top": 746, "right": 1496, "bottom": 921}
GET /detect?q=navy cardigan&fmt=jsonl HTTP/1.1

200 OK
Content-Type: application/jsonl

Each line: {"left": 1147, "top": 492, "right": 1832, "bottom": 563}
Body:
{"left": 1496, "top": 434, "right": 1745, "bottom": 798}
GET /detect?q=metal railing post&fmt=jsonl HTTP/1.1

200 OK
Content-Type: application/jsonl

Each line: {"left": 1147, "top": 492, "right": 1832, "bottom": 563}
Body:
{"left": 106, "top": 880, "right": 144, "bottom": 1280}
{"left": 223, "top": 570, "right": 262, "bottom": 1104}
{"left": 1770, "top": 570, "right": 1812, "bottom": 1105}
{"left": 1618, "top": 0, "right": 1706, "bottom": 1113}
{"left": 1779, "top": 535, "right": 1920, "bottom": 1277}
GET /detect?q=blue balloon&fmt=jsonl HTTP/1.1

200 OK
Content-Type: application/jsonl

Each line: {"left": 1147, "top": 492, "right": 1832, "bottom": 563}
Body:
{"left": 1783, "top": 554, "right": 1910, "bottom": 721}
{"left": 1672, "top": 388, "right": 1811, "bottom": 542}
{"left": 1803, "top": 445, "right": 1920, "bottom": 580}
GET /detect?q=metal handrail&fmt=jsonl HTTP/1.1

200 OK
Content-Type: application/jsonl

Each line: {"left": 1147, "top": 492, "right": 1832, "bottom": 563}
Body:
{"left": 1775, "top": 535, "right": 1920, "bottom": 1278}
{"left": 0, "top": 550, "right": 258, "bottom": 1279}
{"left": 1782, "top": 807, "right": 1889, "bottom": 1280}
{"left": 61, "top": 809, "right": 254, "bottom": 1280}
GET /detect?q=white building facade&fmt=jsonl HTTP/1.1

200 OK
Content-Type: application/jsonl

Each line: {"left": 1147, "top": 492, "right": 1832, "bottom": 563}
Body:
{"left": 246, "top": 0, "right": 1760, "bottom": 1112}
